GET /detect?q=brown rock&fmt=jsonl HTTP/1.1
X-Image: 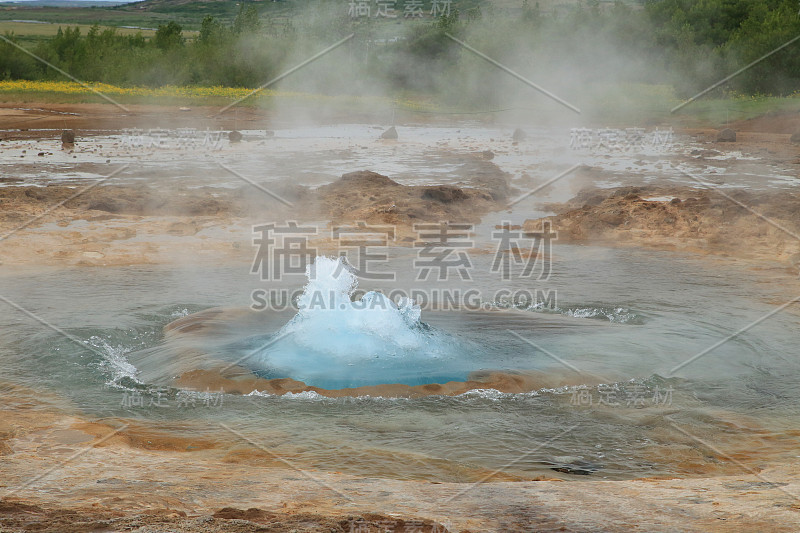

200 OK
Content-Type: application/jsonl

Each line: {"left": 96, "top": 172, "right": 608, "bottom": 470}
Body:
{"left": 716, "top": 128, "right": 736, "bottom": 142}
{"left": 338, "top": 170, "right": 397, "bottom": 187}
{"left": 598, "top": 212, "right": 626, "bottom": 226}
{"left": 213, "top": 507, "right": 275, "bottom": 521}
{"left": 422, "top": 186, "right": 468, "bottom": 203}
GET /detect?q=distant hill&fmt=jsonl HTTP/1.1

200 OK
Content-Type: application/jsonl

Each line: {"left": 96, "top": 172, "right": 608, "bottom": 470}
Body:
{"left": 0, "top": 0, "right": 129, "bottom": 5}
{"left": 121, "top": 0, "right": 274, "bottom": 12}
{"left": 117, "top": 0, "right": 632, "bottom": 16}
{"left": 115, "top": 0, "right": 281, "bottom": 25}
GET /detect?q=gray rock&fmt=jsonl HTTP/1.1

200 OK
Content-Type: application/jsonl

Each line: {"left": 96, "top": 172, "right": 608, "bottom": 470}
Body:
{"left": 550, "top": 459, "right": 602, "bottom": 476}
{"left": 380, "top": 126, "right": 398, "bottom": 140}
{"left": 512, "top": 127, "right": 527, "bottom": 142}
{"left": 228, "top": 130, "right": 243, "bottom": 143}
{"left": 61, "top": 130, "right": 75, "bottom": 144}
{"left": 790, "top": 131, "right": 800, "bottom": 144}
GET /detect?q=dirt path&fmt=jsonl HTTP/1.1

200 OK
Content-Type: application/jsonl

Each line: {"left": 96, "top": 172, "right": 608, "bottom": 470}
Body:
{"left": 0, "top": 102, "right": 273, "bottom": 136}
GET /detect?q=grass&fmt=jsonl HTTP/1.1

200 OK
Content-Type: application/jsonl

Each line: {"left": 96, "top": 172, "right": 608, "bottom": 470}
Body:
{"left": 509, "top": 83, "right": 800, "bottom": 127}
{"left": 0, "top": 80, "right": 797, "bottom": 128}
{"left": 670, "top": 93, "right": 800, "bottom": 127}
{"left": 0, "top": 6, "right": 180, "bottom": 29}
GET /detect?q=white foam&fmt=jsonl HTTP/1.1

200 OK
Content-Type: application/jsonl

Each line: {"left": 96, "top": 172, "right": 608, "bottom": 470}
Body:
{"left": 88, "top": 335, "right": 140, "bottom": 384}
{"left": 280, "top": 256, "right": 425, "bottom": 358}
{"left": 252, "top": 256, "right": 462, "bottom": 388}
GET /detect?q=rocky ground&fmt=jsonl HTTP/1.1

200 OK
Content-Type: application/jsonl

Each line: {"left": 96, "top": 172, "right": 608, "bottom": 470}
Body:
{"left": 2, "top": 103, "right": 800, "bottom": 532}
{"left": 525, "top": 185, "right": 800, "bottom": 272}
{"left": 0, "top": 165, "right": 510, "bottom": 266}
{"left": 2, "top": 387, "right": 799, "bottom": 532}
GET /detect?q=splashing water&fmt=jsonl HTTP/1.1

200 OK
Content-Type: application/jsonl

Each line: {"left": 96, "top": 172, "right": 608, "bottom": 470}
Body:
{"left": 251, "top": 256, "right": 470, "bottom": 388}
{"left": 285, "top": 256, "right": 424, "bottom": 355}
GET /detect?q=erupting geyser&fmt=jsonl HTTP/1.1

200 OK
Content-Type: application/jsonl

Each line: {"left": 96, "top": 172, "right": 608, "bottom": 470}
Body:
{"left": 251, "top": 256, "right": 469, "bottom": 388}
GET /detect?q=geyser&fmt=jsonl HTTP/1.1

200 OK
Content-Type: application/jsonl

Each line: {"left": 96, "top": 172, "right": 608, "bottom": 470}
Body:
{"left": 250, "top": 256, "right": 469, "bottom": 388}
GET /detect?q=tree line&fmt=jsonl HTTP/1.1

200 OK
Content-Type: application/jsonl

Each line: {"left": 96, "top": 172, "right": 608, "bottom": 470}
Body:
{"left": 0, "top": 0, "right": 798, "bottom": 100}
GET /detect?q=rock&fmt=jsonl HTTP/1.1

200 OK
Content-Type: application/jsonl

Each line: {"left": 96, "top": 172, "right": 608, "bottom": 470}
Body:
{"left": 683, "top": 196, "right": 710, "bottom": 208}
{"left": 512, "top": 128, "right": 527, "bottom": 142}
{"left": 573, "top": 190, "right": 607, "bottom": 206}
{"left": 380, "top": 126, "right": 398, "bottom": 140}
{"left": 338, "top": 170, "right": 398, "bottom": 187}
{"left": 228, "top": 131, "right": 243, "bottom": 143}
{"left": 61, "top": 130, "right": 75, "bottom": 144}
{"left": 422, "top": 186, "right": 468, "bottom": 203}
{"left": 213, "top": 507, "right": 274, "bottom": 521}
{"left": 610, "top": 187, "right": 641, "bottom": 198}
{"left": 551, "top": 460, "right": 601, "bottom": 476}
{"left": 790, "top": 131, "right": 800, "bottom": 144}
{"left": 598, "top": 212, "right": 626, "bottom": 226}
{"left": 716, "top": 128, "right": 736, "bottom": 142}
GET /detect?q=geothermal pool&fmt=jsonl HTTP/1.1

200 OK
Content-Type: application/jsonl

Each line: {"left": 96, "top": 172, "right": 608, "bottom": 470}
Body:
{"left": 1, "top": 242, "right": 797, "bottom": 481}
{"left": 1, "top": 123, "right": 798, "bottom": 485}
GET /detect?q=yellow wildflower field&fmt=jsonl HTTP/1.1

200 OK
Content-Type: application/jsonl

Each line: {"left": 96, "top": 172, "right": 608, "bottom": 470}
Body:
{"left": 0, "top": 80, "right": 438, "bottom": 112}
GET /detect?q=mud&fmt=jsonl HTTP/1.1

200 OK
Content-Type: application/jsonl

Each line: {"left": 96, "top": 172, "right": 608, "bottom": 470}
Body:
{"left": 0, "top": 102, "right": 352, "bottom": 136}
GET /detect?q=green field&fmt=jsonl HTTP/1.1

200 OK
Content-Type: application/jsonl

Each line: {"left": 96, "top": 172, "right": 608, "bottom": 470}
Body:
{"left": 0, "top": 20, "right": 163, "bottom": 36}
{"left": 0, "top": 1, "right": 298, "bottom": 32}
{"left": 1, "top": 77, "right": 796, "bottom": 129}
